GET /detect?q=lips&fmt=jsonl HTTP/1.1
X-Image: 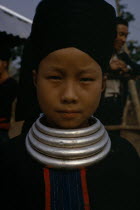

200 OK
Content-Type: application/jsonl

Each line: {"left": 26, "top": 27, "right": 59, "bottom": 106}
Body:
{"left": 57, "top": 110, "right": 81, "bottom": 113}
{"left": 57, "top": 110, "right": 81, "bottom": 119}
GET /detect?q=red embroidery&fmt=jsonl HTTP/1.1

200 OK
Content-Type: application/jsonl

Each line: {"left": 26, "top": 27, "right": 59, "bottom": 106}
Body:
{"left": 80, "top": 169, "right": 90, "bottom": 210}
{"left": 44, "top": 168, "right": 51, "bottom": 210}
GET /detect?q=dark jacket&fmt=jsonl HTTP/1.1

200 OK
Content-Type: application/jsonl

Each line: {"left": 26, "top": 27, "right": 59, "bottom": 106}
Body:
{"left": 118, "top": 52, "right": 140, "bottom": 76}
{"left": 0, "top": 77, "right": 17, "bottom": 130}
{"left": 0, "top": 133, "right": 140, "bottom": 210}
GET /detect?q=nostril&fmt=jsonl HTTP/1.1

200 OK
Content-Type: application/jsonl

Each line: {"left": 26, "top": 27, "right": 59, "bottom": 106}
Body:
{"left": 61, "top": 97, "right": 77, "bottom": 104}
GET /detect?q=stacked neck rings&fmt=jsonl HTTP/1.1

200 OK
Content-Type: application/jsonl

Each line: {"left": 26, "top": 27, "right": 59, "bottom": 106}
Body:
{"left": 26, "top": 115, "right": 111, "bottom": 169}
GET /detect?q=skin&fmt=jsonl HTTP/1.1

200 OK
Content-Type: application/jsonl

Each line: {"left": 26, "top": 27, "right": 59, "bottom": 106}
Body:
{"left": 0, "top": 60, "right": 9, "bottom": 84}
{"left": 110, "top": 58, "right": 128, "bottom": 73}
{"left": 110, "top": 24, "right": 129, "bottom": 73}
{"left": 33, "top": 47, "right": 105, "bottom": 129}
{"left": 114, "top": 24, "right": 128, "bottom": 52}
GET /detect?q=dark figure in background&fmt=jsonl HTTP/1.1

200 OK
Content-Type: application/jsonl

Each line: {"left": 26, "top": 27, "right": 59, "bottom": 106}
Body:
{"left": 111, "top": 17, "right": 140, "bottom": 75}
{"left": 96, "top": 16, "right": 140, "bottom": 126}
{"left": 0, "top": 47, "right": 17, "bottom": 143}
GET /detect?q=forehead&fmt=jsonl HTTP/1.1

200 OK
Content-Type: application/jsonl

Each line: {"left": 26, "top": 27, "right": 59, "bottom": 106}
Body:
{"left": 39, "top": 48, "right": 102, "bottom": 74}
{"left": 117, "top": 24, "right": 128, "bottom": 34}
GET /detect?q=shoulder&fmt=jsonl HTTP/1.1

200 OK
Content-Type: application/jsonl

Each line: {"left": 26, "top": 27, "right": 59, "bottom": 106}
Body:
{"left": 109, "top": 133, "right": 139, "bottom": 156}
{"left": 8, "top": 77, "right": 18, "bottom": 87}
{"left": 0, "top": 133, "right": 28, "bottom": 166}
{"left": 108, "top": 133, "right": 140, "bottom": 173}
{"left": 1, "top": 77, "right": 18, "bottom": 89}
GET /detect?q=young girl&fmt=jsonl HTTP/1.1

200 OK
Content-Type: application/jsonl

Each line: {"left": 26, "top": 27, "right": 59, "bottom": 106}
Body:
{"left": 1, "top": 0, "right": 139, "bottom": 210}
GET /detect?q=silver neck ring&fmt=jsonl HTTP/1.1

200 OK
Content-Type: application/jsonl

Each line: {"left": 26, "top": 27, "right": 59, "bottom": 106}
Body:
{"left": 26, "top": 115, "right": 111, "bottom": 169}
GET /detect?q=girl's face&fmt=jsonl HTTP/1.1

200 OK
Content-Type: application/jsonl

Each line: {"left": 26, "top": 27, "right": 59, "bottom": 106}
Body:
{"left": 34, "top": 47, "right": 105, "bottom": 129}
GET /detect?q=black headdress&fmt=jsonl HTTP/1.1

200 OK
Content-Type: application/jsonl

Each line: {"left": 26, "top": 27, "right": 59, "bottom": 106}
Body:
{"left": 30, "top": 0, "right": 116, "bottom": 71}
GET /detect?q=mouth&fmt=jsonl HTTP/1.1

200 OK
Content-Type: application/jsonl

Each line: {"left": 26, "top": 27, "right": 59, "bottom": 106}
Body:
{"left": 57, "top": 110, "right": 81, "bottom": 119}
{"left": 115, "top": 41, "right": 124, "bottom": 50}
{"left": 57, "top": 109, "right": 81, "bottom": 113}
{"left": 119, "top": 41, "right": 125, "bottom": 46}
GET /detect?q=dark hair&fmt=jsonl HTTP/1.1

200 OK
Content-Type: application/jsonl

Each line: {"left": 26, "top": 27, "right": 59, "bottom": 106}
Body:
{"left": 0, "top": 47, "right": 11, "bottom": 61}
{"left": 0, "top": 32, "right": 26, "bottom": 61}
{"left": 116, "top": 16, "right": 128, "bottom": 27}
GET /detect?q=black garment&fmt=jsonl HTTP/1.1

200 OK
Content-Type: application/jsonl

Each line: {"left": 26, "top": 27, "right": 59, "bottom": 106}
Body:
{"left": 0, "top": 77, "right": 17, "bottom": 143}
{"left": 96, "top": 95, "right": 124, "bottom": 125}
{"left": 0, "top": 77, "right": 17, "bottom": 127}
{"left": 117, "top": 52, "right": 140, "bottom": 76}
{"left": 0, "top": 133, "right": 139, "bottom": 210}
{"left": 95, "top": 76, "right": 128, "bottom": 127}
{"left": 15, "top": 39, "right": 41, "bottom": 122}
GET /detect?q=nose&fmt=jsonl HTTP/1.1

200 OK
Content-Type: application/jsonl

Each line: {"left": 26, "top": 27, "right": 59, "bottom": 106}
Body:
{"left": 121, "top": 35, "right": 127, "bottom": 43}
{"left": 61, "top": 81, "right": 78, "bottom": 104}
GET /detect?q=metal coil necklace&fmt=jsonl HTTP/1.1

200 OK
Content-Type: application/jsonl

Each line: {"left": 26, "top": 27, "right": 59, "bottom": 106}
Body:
{"left": 26, "top": 115, "right": 111, "bottom": 169}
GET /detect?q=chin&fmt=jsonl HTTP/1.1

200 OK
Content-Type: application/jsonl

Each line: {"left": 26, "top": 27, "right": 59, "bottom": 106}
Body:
{"left": 46, "top": 117, "right": 89, "bottom": 129}
{"left": 56, "top": 121, "right": 88, "bottom": 129}
{"left": 57, "top": 124, "right": 80, "bottom": 129}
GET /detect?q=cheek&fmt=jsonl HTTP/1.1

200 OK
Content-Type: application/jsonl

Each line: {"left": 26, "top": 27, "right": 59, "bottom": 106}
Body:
{"left": 92, "top": 84, "right": 103, "bottom": 101}
{"left": 36, "top": 80, "right": 59, "bottom": 112}
{"left": 36, "top": 82, "right": 50, "bottom": 106}
{"left": 117, "top": 37, "right": 122, "bottom": 42}
{"left": 90, "top": 95, "right": 101, "bottom": 115}
{"left": 90, "top": 91, "right": 102, "bottom": 107}
{"left": 84, "top": 84, "right": 102, "bottom": 107}
{"left": 37, "top": 92, "right": 54, "bottom": 115}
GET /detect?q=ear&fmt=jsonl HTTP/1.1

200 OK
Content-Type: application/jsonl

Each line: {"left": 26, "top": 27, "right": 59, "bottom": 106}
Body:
{"left": 32, "top": 70, "right": 38, "bottom": 87}
{"left": 101, "top": 75, "right": 107, "bottom": 92}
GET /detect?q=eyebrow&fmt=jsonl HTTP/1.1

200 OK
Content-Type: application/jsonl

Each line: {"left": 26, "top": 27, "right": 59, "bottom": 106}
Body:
{"left": 78, "top": 67, "right": 100, "bottom": 74}
{"left": 45, "top": 66, "right": 65, "bottom": 74}
{"left": 46, "top": 65, "right": 100, "bottom": 74}
{"left": 119, "top": 32, "right": 128, "bottom": 35}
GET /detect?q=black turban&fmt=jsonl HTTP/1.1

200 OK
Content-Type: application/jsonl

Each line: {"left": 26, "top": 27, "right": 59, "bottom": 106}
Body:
{"left": 30, "top": 0, "right": 116, "bottom": 71}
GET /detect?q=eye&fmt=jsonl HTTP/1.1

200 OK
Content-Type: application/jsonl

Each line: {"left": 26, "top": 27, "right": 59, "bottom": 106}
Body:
{"left": 47, "top": 76, "right": 62, "bottom": 80}
{"left": 119, "top": 32, "right": 127, "bottom": 37}
{"left": 80, "top": 78, "right": 94, "bottom": 82}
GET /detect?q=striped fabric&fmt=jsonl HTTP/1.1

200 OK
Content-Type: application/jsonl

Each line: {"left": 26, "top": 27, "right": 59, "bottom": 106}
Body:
{"left": 44, "top": 168, "right": 90, "bottom": 210}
